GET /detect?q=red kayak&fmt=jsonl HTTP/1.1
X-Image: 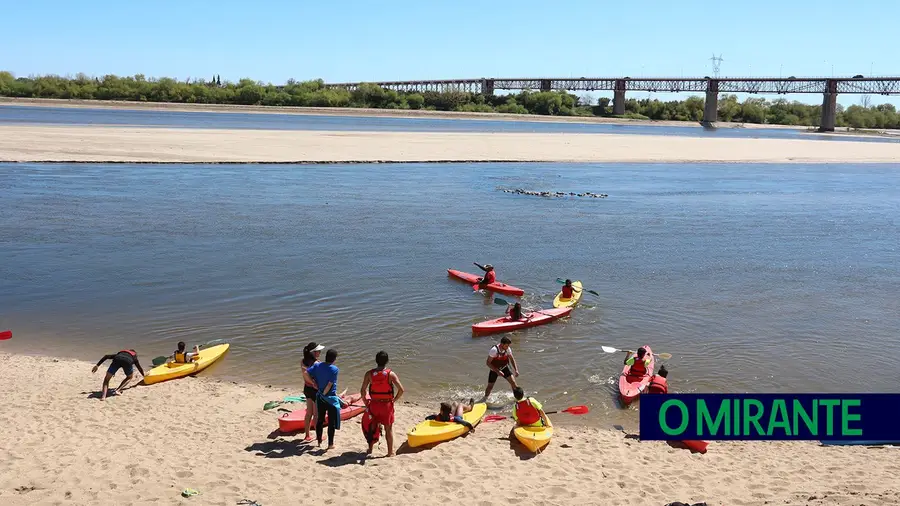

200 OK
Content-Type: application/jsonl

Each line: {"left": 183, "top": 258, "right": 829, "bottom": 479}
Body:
{"left": 472, "top": 307, "right": 572, "bottom": 336}
{"left": 618, "top": 345, "right": 656, "bottom": 405}
{"left": 447, "top": 269, "right": 525, "bottom": 297}
{"left": 278, "top": 393, "right": 367, "bottom": 433}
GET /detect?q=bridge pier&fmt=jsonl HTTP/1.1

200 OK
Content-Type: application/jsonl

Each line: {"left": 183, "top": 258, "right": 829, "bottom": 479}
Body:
{"left": 818, "top": 79, "right": 838, "bottom": 132}
{"left": 540, "top": 79, "right": 551, "bottom": 92}
{"left": 613, "top": 79, "right": 626, "bottom": 115}
{"left": 481, "top": 79, "right": 494, "bottom": 96}
{"left": 702, "top": 79, "right": 719, "bottom": 125}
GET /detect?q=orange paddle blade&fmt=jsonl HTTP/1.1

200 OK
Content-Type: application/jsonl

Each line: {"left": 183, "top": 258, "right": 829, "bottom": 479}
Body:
{"left": 562, "top": 405, "right": 589, "bottom": 415}
{"left": 0, "top": 330, "right": 11, "bottom": 340}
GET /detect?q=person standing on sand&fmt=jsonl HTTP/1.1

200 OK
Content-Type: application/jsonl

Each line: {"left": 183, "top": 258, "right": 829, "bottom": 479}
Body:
{"left": 481, "top": 336, "right": 519, "bottom": 401}
{"left": 92, "top": 349, "right": 146, "bottom": 400}
{"left": 308, "top": 348, "right": 345, "bottom": 450}
{"left": 359, "top": 350, "right": 405, "bottom": 457}
{"left": 301, "top": 342, "right": 325, "bottom": 441}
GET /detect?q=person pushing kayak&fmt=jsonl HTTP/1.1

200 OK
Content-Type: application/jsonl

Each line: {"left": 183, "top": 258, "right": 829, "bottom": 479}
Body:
{"left": 360, "top": 350, "right": 405, "bottom": 457}
{"left": 512, "top": 387, "right": 552, "bottom": 428}
{"left": 425, "top": 400, "right": 476, "bottom": 433}
{"left": 92, "top": 349, "right": 146, "bottom": 401}
{"left": 482, "top": 336, "right": 519, "bottom": 400}
{"left": 624, "top": 347, "right": 652, "bottom": 377}
{"left": 647, "top": 365, "right": 669, "bottom": 394}
{"left": 171, "top": 341, "right": 200, "bottom": 364}
{"left": 473, "top": 262, "right": 496, "bottom": 289}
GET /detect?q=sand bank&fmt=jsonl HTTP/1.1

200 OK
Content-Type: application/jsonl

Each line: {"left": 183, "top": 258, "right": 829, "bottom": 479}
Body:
{"left": 0, "top": 352, "right": 897, "bottom": 506}
{"left": 1, "top": 125, "right": 899, "bottom": 164}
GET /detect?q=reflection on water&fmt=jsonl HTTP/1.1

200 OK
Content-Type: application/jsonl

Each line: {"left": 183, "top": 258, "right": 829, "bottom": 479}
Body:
{"left": 1, "top": 161, "right": 898, "bottom": 426}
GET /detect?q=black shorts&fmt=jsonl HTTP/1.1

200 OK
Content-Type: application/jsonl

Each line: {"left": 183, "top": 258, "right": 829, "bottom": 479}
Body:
{"left": 488, "top": 366, "right": 512, "bottom": 384}
{"left": 107, "top": 358, "right": 134, "bottom": 376}
{"left": 303, "top": 385, "right": 318, "bottom": 399}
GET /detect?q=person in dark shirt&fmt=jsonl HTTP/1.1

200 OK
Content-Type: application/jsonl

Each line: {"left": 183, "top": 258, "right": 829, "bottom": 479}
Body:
{"left": 92, "top": 349, "right": 146, "bottom": 400}
{"left": 425, "top": 400, "right": 476, "bottom": 432}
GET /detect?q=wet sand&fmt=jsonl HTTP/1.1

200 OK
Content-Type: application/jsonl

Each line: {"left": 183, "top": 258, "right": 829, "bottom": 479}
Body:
{"left": 1, "top": 352, "right": 898, "bottom": 506}
{"left": 2, "top": 124, "right": 900, "bottom": 163}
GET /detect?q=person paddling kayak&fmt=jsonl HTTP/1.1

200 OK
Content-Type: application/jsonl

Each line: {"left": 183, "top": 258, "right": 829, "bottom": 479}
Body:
{"left": 170, "top": 341, "right": 200, "bottom": 364}
{"left": 561, "top": 279, "right": 579, "bottom": 298}
{"left": 92, "top": 349, "right": 146, "bottom": 400}
{"left": 473, "top": 262, "right": 496, "bottom": 289}
{"left": 624, "top": 347, "right": 652, "bottom": 377}
{"left": 512, "top": 387, "right": 552, "bottom": 428}
{"left": 647, "top": 365, "right": 669, "bottom": 394}
{"left": 506, "top": 302, "right": 525, "bottom": 321}
{"left": 482, "top": 337, "right": 519, "bottom": 400}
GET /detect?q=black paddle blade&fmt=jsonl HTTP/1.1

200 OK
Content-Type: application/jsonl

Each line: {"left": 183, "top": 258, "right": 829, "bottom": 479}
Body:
{"left": 587, "top": 290, "right": 600, "bottom": 296}
{"left": 493, "top": 298, "right": 510, "bottom": 306}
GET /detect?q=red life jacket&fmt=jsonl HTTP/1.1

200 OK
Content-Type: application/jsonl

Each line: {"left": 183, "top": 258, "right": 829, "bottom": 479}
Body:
{"left": 629, "top": 356, "right": 648, "bottom": 376}
{"left": 648, "top": 375, "right": 668, "bottom": 394}
{"left": 483, "top": 271, "right": 496, "bottom": 284}
{"left": 561, "top": 285, "right": 574, "bottom": 298}
{"left": 490, "top": 345, "right": 510, "bottom": 368}
{"left": 368, "top": 368, "right": 394, "bottom": 402}
{"left": 514, "top": 398, "right": 541, "bottom": 425}
{"left": 119, "top": 350, "right": 136, "bottom": 358}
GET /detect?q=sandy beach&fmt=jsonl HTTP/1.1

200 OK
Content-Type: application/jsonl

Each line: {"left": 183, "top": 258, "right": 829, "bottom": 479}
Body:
{"left": 0, "top": 352, "right": 896, "bottom": 506}
{"left": 2, "top": 124, "right": 900, "bottom": 164}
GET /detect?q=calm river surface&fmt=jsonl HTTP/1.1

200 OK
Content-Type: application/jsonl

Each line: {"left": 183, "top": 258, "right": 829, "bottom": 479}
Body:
{"left": 2, "top": 160, "right": 898, "bottom": 426}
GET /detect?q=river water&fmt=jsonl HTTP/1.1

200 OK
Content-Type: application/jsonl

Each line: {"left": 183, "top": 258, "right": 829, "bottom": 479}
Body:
{"left": 2, "top": 104, "right": 900, "bottom": 143}
{"left": 2, "top": 156, "right": 898, "bottom": 427}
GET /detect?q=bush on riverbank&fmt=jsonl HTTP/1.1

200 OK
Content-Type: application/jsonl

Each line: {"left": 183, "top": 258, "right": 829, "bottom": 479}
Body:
{"left": 1, "top": 71, "right": 897, "bottom": 129}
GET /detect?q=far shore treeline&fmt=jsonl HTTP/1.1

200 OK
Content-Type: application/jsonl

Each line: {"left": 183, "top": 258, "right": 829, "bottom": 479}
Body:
{"left": 2, "top": 72, "right": 898, "bottom": 130}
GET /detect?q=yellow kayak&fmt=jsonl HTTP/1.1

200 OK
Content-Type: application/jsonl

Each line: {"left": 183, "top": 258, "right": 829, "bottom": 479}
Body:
{"left": 143, "top": 343, "right": 230, "bottom": 385}
{"left": 514, "top": 418, "right": 554, "bottom": 453}
{"left": 553, "top": 280, "right": 583, "bottom": 308}
{"left": 407, "top": 403, "right": 487, "bottom": 448}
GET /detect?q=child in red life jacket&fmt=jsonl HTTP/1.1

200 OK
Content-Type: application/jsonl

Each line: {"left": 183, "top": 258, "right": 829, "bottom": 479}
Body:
{"left": 647, "top": 365, "right": 669, "bottom": 394}
{"left": 624, "top": 347, "right": 652, "bottom": 377}
{"left": 506, "top": 302, "right": 524, "bottom": 321}
{"left": 425, "top": 400, "right": 476, "bottom": 432}
{"left": 512, "top": 387, "right": 552, "bottom": 428}
{"left": 561, "top": 279, "right": 576, "bottom": 298}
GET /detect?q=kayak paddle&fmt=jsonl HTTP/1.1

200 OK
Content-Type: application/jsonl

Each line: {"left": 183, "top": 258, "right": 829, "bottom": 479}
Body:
{"left": 601, "top": 346, "right": 672, "bottom": 360}
{"left": 556, "top": 278, "right": 600, "bottom": 296}
{"left": 0, "top": 330, "right": 12, "bottom": 340}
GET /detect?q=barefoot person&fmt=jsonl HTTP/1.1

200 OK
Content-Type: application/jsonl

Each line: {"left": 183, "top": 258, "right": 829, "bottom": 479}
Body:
{"left": 482, "top": 336, "right": 519, "bottom": 400}
{"left": 91, "top": 349, "right": 146, "bottom": 400}
{"left": 308, "top": 348, "right": 345, "bottom": 450}
{"left": 301, "top": 342, "right": 325, "bottom": 441}
{"left": 425, "top": 400, "right": 476, "bottom": 432}
{"left": 359, "top": 350, "right": 405, "bottom": 457}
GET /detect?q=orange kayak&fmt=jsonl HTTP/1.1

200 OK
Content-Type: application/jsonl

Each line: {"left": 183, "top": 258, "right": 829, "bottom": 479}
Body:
{"left": 472, "top": 307, "right": 572, "bottom": 336}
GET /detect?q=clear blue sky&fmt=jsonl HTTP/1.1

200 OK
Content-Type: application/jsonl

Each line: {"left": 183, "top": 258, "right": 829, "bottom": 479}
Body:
{"left": 4, "top": 0, "right": 897, "bottom": 105}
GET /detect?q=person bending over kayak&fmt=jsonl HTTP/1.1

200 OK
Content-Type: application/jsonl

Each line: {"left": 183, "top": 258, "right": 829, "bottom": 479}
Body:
{"left": 301, "top": 341, "right": 325, "bottom": 441}
{"left": 473, "top": 262, "right": 496, "bottom": 289}
{"left": 308, "top": 348, "right": 348, "bottom": 450}
{"left": 647, "top": 365, "right": 669, "bottom": 394}
{"left": 512, "top": 387, "right": 552, "bottom": 428}
{"left": 482, "top": 336, "right": 519, "bottom": 400}
{"left": 425, "top": 400, "right": 476, "bottom": 433}
{"left": 624, "top": 347, "right": 652, "bottom": 377}
{"left": 171, "top": 341, "right": 200, "bottom": 364}
{"left": 92, "top": 349, "right": 146, "bottom": 401}
{"left": 360, "top": 350, "right": 405, "bottom": 457}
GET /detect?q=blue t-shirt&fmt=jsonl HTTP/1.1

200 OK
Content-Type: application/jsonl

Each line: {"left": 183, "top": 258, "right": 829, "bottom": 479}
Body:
{"left": 308, "top": 362, "right": 339, "bottom": 396}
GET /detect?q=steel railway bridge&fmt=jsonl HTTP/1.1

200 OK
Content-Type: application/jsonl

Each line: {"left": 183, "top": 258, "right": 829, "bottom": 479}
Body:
{"left": 324, "top": 76, "right": 900, "bottom": 131}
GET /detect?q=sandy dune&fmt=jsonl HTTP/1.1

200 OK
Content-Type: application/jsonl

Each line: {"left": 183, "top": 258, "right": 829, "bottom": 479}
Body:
{"left": 1, "top": 352, "right": 898, "bottom": 506}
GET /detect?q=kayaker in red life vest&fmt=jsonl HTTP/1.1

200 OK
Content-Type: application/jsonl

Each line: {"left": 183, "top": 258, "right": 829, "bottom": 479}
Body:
{"left": 473, "top": 262, "right": 496, "bottom": 289}
{"left": 92, "top": 349, "right": 146, "bottom": 401}
{"left": 359, "top": 350, "right": 405, "bottom": 457}
{"left": 506, "top": 302, "right": 525, "bottom": 321}
{"left": 647, "top": 365, "right": 669, "bottom": 394}
{"left": 482, "top": 336, "right": 519, "bottom": 400}
{"left": 512, "top": 387, "right": 552, "bottom": 428}
{"left": 624, "top": 347, "right": 652, "bottom": 377}
{"left": 425, "top": 400, "right": 476, "bottom": 432}
{"left": 561, "top": 279, "right": 580, "bottom": 298}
